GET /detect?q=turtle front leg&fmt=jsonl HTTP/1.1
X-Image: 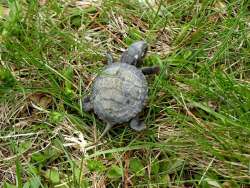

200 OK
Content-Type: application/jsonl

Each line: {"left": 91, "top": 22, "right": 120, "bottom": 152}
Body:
{"left": 130, "top": 115, "right": 146, "bottom": 131}
{"left": 83, "top": 96, "right": 93, "bottom": 112}
{"left": 141, "top": 66, "right": 160, "bottom": 75}
{"left": 106, "top": 52, "right": 114, "bottom": 65}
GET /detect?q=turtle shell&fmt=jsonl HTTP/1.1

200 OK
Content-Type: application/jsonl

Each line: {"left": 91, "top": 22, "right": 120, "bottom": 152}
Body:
{"left": 92, "top": 63, "right": 148, "bottom": 125}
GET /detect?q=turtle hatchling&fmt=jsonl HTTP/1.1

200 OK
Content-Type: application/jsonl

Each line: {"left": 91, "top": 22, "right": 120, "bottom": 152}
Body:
{"left": 83, "top": 41, "right": 159, "bottom": 139}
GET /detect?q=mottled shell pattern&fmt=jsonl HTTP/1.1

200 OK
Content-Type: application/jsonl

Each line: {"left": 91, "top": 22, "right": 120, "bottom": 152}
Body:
{"left": 92, "top": 63, "right": 148, "bottom": 125}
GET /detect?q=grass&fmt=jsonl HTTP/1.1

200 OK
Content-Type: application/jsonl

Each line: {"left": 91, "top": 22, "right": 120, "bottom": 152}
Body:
{"left": 0, "top": 0, "right": 249, "bottom": 187}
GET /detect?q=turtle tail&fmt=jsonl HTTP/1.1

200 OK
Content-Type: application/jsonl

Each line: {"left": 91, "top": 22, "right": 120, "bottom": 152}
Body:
{"left": 98, "top": 123, "right": 113, "bottom": 140}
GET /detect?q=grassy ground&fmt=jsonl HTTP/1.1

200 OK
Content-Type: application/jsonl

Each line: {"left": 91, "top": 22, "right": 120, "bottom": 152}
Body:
{"left": 0, "top": 0, "right": 250, "bottom": 187}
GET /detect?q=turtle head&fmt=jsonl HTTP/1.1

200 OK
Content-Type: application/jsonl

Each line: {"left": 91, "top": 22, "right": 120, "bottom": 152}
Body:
{"left": 120, "top": 41, "right": 148, "bottom": 66}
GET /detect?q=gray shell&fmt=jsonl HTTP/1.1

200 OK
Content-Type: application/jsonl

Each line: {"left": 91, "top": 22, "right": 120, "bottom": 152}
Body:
{"left": 92, "top": 63, "right": 148, "bottom": 125}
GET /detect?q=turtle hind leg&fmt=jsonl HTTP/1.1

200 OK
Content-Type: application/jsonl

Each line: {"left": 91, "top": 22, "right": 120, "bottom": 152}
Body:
{"left": 141, "top": 66, "right": 160, "bottom": 75}
{"left": 130, "top": 115, "right": 146, "bottom": 131}
{"left": 83, "top": 96, "right": 93, "bottom": 112}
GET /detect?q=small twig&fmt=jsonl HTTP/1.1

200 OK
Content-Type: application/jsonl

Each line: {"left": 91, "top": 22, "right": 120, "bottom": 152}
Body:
{"left": 0, "top": 132, "right": 39, "bottom": 139}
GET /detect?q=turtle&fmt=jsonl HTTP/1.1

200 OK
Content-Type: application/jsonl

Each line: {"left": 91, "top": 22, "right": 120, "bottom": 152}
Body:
{"left": 83, "top": 41, "right": 159, "bottom": 139}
